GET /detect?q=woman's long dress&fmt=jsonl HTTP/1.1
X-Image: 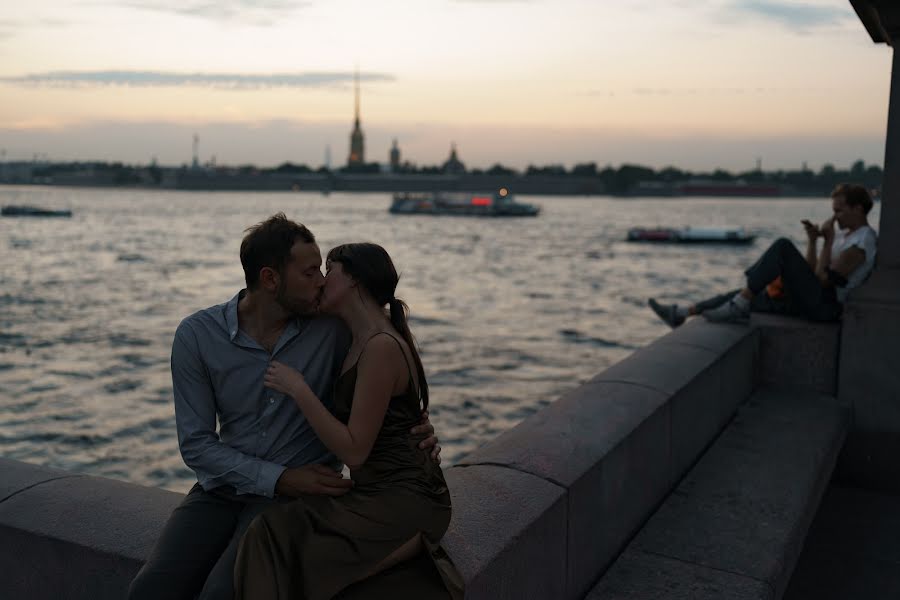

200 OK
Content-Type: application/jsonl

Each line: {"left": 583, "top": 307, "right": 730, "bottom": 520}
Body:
{"left": 233, "top": 341, "right": 463, "bottom": 600}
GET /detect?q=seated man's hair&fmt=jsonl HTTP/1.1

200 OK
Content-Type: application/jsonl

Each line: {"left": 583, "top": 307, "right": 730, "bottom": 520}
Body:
{"left": 832, "top": 183, "right": 874, "bottom": 215}
{"left": 240, "top": 213, "right": 315, "bottom": 289}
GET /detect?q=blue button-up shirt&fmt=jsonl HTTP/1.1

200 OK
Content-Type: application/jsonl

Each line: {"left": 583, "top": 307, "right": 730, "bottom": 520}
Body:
{"left": 172, "top": 291, "right": 350, "bottom": 498}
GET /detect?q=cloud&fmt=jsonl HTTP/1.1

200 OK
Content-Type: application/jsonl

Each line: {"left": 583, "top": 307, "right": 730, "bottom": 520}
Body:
{"left": 723, "top": 1, "right": 853, "bottom": 32}
{"left": 114, "top": 0, "right": 309, "bottom": 25}
{"left": 0, "top": 16, "right": 73, "bottom": 42}
{"left": 0, "top": 70, "right": 395, "bottom": 90}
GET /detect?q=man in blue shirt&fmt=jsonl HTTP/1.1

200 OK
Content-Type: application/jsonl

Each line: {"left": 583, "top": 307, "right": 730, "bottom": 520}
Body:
{"left": 129, "top": 213, "right": 441, "bottom": 600}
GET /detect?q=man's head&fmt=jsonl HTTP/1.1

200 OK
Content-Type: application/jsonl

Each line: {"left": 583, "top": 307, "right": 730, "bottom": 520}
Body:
{"left": 831, "top": 183, "right": 873, "bottom": 230}
{"left": 240, "top": 213, "right": 323, "bottom": 316}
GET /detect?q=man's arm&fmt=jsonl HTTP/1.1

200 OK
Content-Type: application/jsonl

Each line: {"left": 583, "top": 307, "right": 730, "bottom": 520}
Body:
{"left": 172, "top": 322, "right": 287, "bottom": 498}
{"left": 802, "top": 219, "right": 819, "bottom": 270}
{"left": 813, "top": 217, "right": 839, "bottom": 287}
{"left": 829, "top": 246, "right": 867, "bottom": 284}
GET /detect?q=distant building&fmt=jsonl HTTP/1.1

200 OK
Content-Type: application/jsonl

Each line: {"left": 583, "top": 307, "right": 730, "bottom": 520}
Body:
{"left": 442, "top": 143, "right": 466, "bottom": 174}
{"left": 389, "top": 139, "right": 401, "bottom": 172}
{"left": 191, "top": 134, "right": 201, "bottom": 170}
{"left": 347, "top": 70, "right": 365, "bottom": 167}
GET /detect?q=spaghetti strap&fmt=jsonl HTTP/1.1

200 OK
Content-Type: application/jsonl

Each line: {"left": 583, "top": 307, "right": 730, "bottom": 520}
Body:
{"left": 363, "top": 331, "right": 417, "bottom": 396}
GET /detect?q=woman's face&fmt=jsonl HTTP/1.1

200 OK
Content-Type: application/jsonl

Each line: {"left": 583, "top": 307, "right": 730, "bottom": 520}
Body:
{"left": 320, "top": 259, "right": 355, "bottom": 313}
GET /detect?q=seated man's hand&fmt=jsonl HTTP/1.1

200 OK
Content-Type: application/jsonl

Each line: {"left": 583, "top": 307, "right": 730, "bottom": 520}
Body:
{"left": 801, "top": 219, "right": 819, "bottom": 241}
{"left": 275, "top": 464, "right": 353, "bottom": 498}
{"left": 820, "top": 216, "right": 836, "bottom": 241}
{"left": 411, "top": 410, "right": 442, "bottom": 465}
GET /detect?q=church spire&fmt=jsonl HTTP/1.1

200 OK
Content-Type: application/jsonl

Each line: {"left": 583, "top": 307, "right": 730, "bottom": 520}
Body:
{"left": 354, "top": 67, "right": 360, "bottom": 127}
{"left": 348, "top": 66, "right": 365, "bottom": 167}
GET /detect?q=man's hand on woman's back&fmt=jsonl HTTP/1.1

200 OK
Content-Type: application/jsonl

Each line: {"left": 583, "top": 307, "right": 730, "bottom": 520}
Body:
{"left": 412, "top": 410, "right": 442, "bottom": 464}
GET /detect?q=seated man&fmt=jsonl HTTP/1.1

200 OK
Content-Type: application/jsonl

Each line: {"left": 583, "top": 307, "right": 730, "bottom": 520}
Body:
{"left": 649, "top": 183, "right": 878, "bottom": 327}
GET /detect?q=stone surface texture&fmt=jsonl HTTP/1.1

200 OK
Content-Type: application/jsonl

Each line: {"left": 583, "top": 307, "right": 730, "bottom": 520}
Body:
{"left": 587, "top": 549, "right": 773, "bottom": 600}
{"left": 440, "top": 464, "right": 568, "bottom": 599}
{"left": 751, "top": 313, "right": 840, "bottom": 395}
{"left": 838, "top": 269, "right": 900, "bottom": 432}
{"left": 592, "top": 386, "right": 847, "bottom": 600}
{"left": 0, "top": 467, "right": 182, "bottom": 599}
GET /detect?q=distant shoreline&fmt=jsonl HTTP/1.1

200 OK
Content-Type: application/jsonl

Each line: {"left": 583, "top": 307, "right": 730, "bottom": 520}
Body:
{"left": 0, "top": 176, "right": 835, "bottom": 198}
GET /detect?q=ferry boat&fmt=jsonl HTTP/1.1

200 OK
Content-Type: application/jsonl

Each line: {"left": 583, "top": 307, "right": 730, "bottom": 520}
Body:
{"left": 1, "top": 205, "right": 72, "bottom": 218}
{"left": 389, "top": 188, "right": 540, "bottom": 217}
{"left": 626, "top": 226, "right": 755, "bottom": 245}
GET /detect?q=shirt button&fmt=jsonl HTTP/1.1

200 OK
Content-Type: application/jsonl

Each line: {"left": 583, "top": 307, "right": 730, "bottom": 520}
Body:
{"left": 261, "top": 431, "right": 267, "bottom": 437}
{"left": 269, "top": 397, "right": 275, "bottom": 404}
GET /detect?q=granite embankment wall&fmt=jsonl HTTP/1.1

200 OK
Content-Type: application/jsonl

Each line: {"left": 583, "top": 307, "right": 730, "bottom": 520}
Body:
{"left": 0, "top": 317, "right": 838, "bottom": 599}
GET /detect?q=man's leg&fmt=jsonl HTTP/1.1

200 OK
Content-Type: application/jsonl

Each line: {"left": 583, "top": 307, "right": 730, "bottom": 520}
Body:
{"left": 197, "top": 493, "right": 285, "bottom": 600}
{"left": 744, "top": 238, "right": 817, "bottom": 296}
{"left": 128, "top": 484, "right": 245, "bottom": 600}
{"left": 707, "top": 238, "right": 823, "bottom": 323}
{"left": 745, "top": 238, "right": 838, "bottom": 318}
{"left": 693, "top": 289, "right": 741, "bottom": 314}
{"left": 648, "top": 290, "right": 738, "bottom": 328}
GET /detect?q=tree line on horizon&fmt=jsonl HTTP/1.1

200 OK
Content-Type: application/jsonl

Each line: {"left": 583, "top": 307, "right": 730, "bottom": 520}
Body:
{"left": 24, "top": 158, "right": 882, "bottom": 194}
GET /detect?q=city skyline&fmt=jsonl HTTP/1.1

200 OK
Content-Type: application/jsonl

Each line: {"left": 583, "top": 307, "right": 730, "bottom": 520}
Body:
{"left": 0, "top": 0, "right": 892, "bottom": 170}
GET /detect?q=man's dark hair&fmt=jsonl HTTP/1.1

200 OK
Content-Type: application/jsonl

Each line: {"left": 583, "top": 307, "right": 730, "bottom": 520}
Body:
{"left": 240, "top": 213, "right": 315, "bottom": 289}
{"left": 832, "top": 183, "right": 874, "bottom": 215}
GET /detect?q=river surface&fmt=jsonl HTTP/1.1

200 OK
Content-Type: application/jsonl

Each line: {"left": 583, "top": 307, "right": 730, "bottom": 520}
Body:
{"left": 0, "top": 186, "right": 878, "bottom": 493}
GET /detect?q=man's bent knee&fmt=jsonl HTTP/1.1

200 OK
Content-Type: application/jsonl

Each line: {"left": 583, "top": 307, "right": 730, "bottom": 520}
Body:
{"left": 771, "top": 237, "right": 793, "bottom": 252}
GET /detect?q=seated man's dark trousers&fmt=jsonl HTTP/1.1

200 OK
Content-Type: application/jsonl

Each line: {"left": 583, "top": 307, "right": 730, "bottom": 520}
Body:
{"left": 128, "top": 484, "right": 285, "bottom": 600}
{"left": 694, "top": 238, "right": 842, "bottom": 321}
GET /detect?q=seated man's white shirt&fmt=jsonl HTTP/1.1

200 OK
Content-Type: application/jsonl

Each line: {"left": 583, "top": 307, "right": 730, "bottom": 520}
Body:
{"left": 831, "top": 225, "right": 878, "bottom": 302}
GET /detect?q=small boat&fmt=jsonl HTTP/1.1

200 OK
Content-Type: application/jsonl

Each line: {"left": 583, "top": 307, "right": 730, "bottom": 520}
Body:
{"left": 389, "top": 188, "right": 540, "bottom": 217}
{"left": 2, "top": 205, "right": 73, "bottom": 218}
{"left": 627, "top": 226, "right": 755, "bottom": 245}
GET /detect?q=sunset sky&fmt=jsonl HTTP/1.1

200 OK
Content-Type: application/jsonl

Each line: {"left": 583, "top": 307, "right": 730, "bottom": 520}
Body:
{"left": 0, "top": 0, "right": 893, "bottom": 170}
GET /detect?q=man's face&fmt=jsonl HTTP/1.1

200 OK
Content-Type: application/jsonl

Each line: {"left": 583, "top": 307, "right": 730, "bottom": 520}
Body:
{"left": 274, "top": 241, "right": 324, "bottom": 317}
{"left": 831, "top": 194, "right": 862, "bottom": 229}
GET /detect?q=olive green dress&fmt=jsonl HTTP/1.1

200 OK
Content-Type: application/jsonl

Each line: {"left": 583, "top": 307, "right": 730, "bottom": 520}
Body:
{"left": 233, "top": 334, "right": 463, "bottom": 600}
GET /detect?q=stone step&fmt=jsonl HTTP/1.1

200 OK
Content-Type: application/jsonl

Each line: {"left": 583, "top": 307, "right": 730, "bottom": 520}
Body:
{"left": 587, "top": 386, "right": 848, "bottom": 600}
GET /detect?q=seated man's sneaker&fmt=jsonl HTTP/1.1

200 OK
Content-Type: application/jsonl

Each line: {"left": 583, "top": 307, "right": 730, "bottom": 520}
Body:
{"left": 648, "top": 298, "right": 685, "bottom": 328}
{"left": 702, "top": 298, "right": 750, "bottom": 324}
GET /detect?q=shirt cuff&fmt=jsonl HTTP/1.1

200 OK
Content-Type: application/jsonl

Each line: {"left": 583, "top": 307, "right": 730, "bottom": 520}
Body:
{"left": 257, "top": 461, "right": 287, "bottom": 498}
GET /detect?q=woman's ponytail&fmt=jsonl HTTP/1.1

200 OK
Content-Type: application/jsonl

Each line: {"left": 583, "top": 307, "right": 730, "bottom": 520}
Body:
{"left": 388, "top": 297, "right": 429, "bottom": 411}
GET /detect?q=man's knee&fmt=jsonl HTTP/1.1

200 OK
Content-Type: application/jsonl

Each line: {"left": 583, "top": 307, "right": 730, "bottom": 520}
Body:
{"left": 771, "top": 237, "right": 793, "bottom": 253}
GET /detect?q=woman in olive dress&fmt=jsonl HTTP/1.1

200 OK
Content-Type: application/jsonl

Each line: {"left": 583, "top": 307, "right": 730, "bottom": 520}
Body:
{"left": 233, "top": 242, "right": 462, "bottom": 600}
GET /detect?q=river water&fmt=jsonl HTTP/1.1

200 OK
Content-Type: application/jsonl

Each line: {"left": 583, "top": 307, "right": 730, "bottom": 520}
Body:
{"left": 0, "top": 186, "right": 877, "bottom": 493}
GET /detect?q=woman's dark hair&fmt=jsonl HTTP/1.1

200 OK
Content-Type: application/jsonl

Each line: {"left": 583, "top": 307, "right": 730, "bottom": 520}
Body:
{"left": 241, "top": 213, "right": 315, "bottom": 289}
{"left": 832, "top": 183, "right": 874, "bottom": 215}
{"left": 327, "top": 243, "right": 429, "bottom": 411}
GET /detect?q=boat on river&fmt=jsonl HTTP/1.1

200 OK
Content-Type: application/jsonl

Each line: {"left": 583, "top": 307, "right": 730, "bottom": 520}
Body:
{"left": 627, "top": 226, "right": 755, "bottom": 245}
{"left": 389, "top": 188, "right": 540, "bottom": 217}
{"left": 2, "top": 205, "right": 73, "bottom": 218}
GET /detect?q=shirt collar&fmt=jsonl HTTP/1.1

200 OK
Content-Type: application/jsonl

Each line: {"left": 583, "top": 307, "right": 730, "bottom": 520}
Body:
{"left": 225, "top": 290, "right": 244, "bottom": 341}
{"left": 225, "top": 289, "right": 308, "bottom": 346}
